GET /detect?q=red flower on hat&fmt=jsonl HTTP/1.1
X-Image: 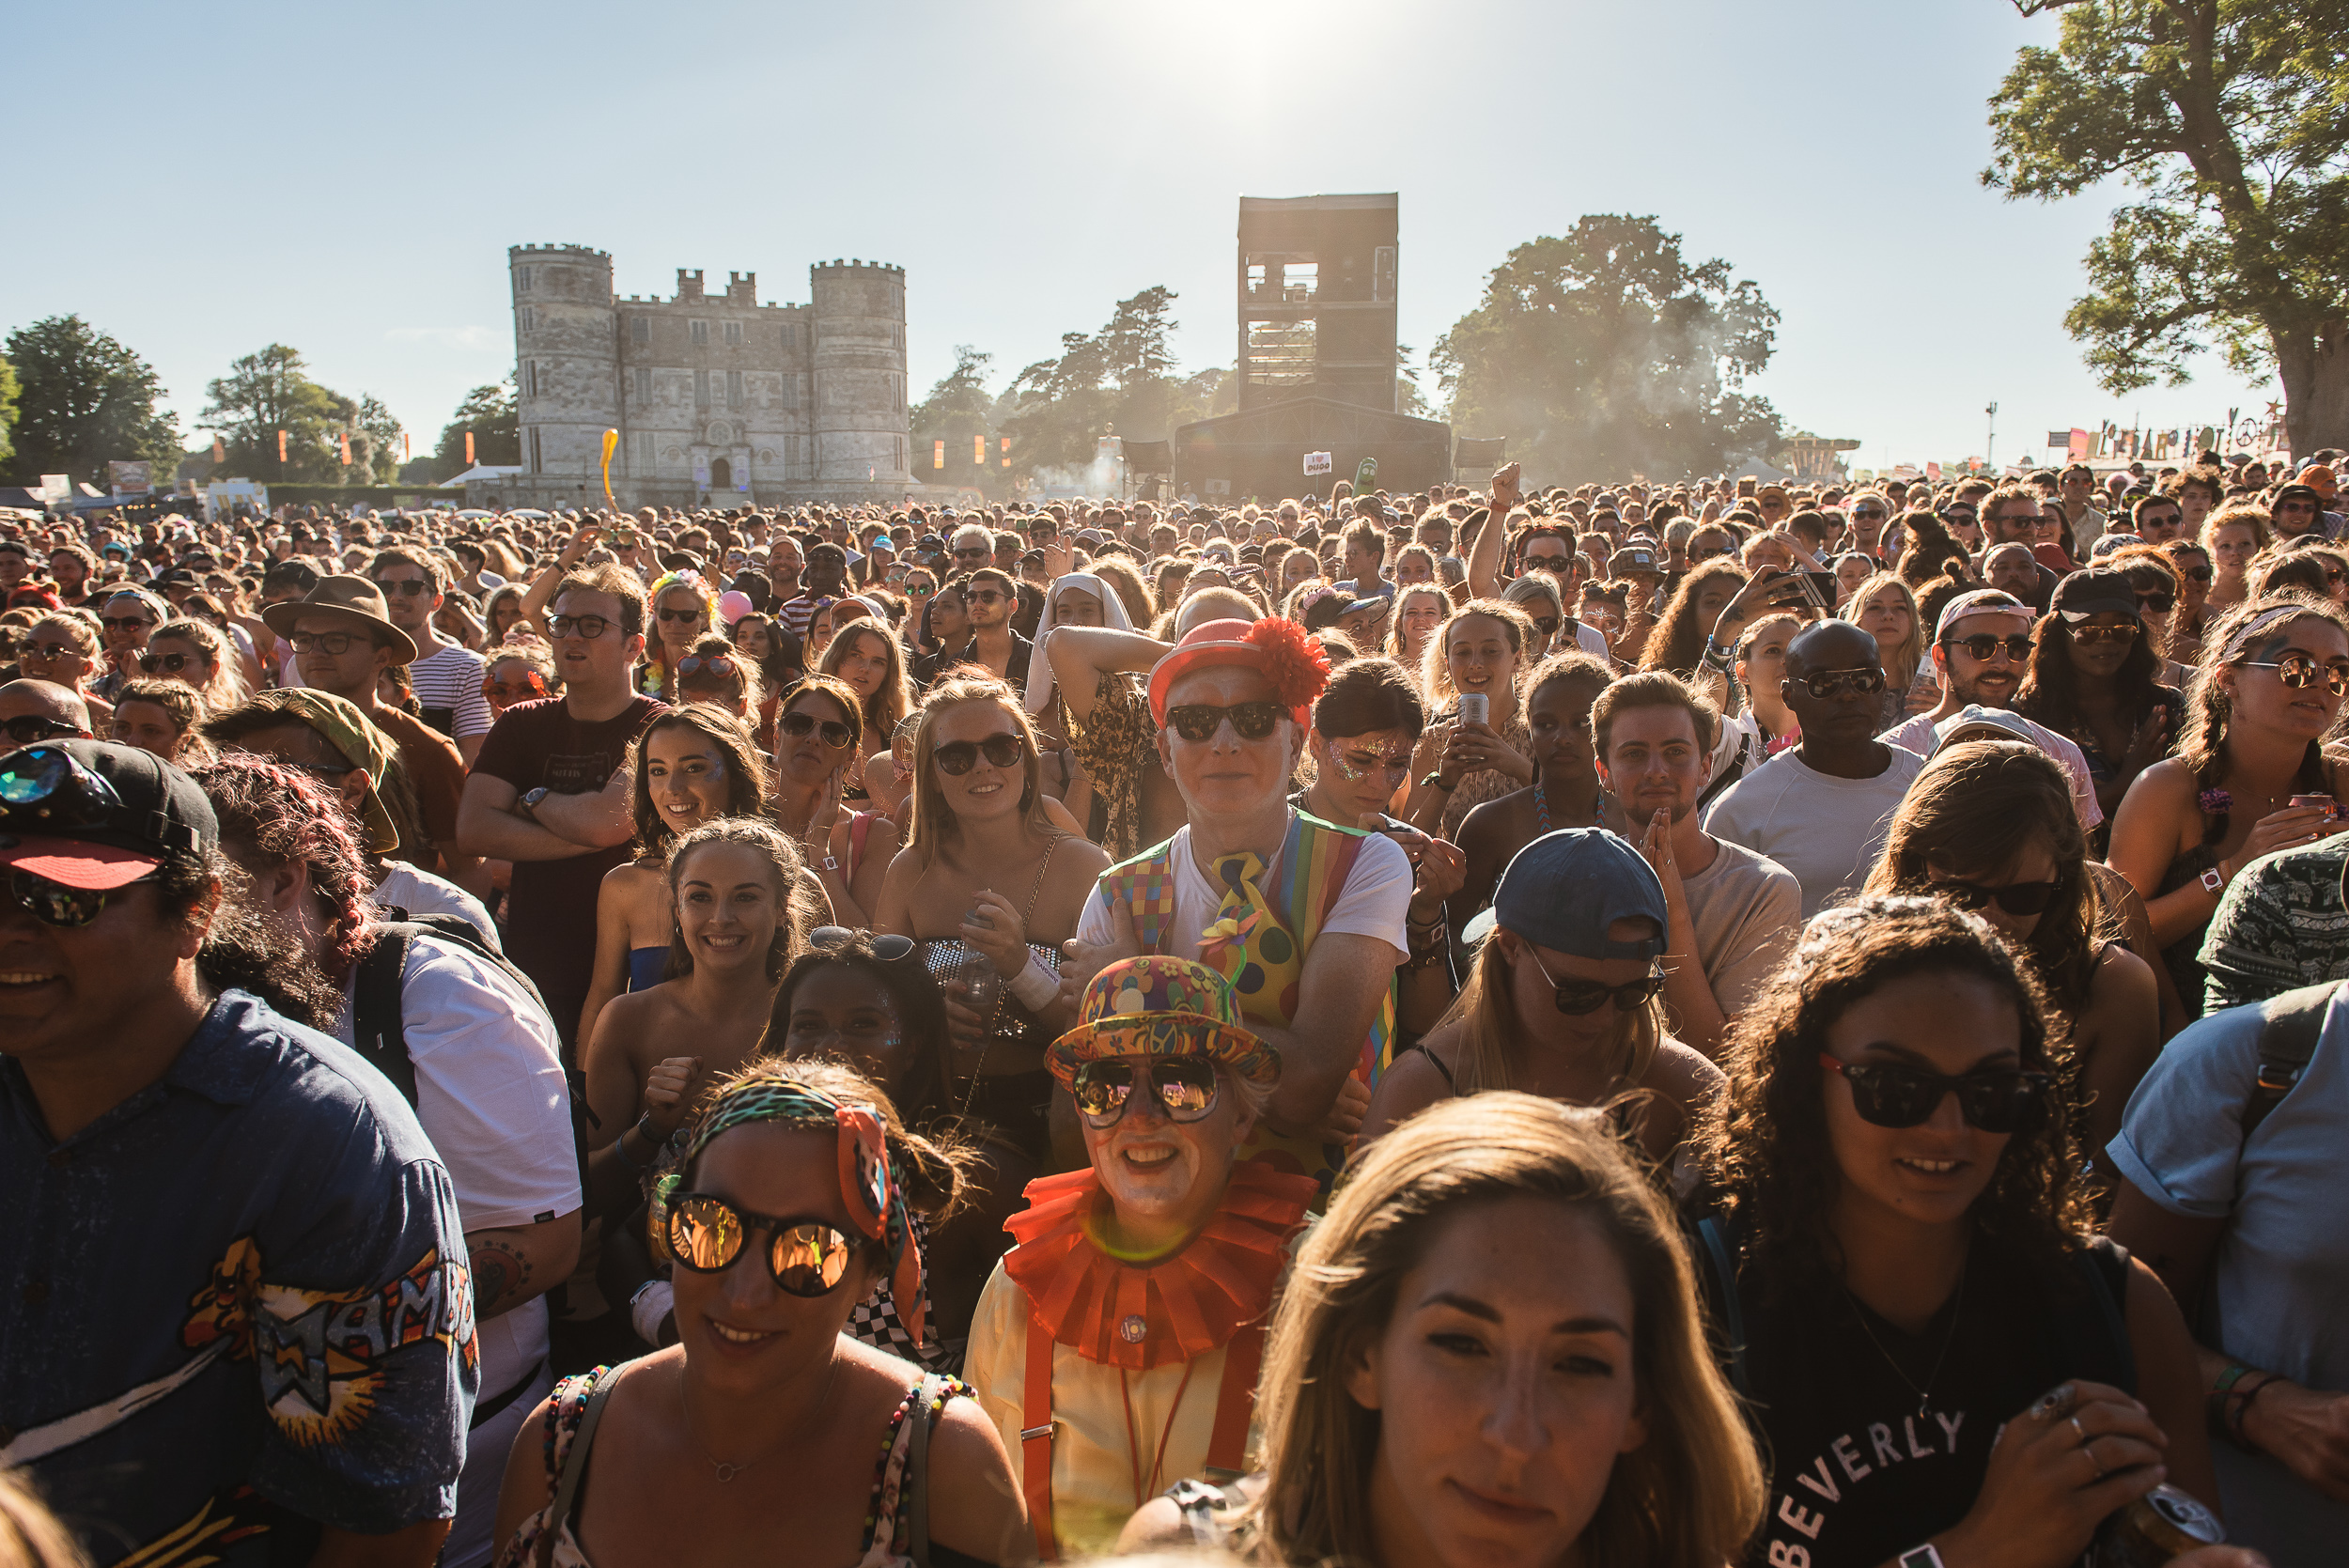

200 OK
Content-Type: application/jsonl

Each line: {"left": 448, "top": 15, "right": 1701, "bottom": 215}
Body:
{"left": 1242, "top": 615, "right": 1331, "bottom": 716}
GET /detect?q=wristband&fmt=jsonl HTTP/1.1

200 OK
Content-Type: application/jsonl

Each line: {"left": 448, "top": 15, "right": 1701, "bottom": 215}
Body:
{"left": 1896, "top": 1547, "right": 1945, "bottom": 1568}
{"left": 2200, "top": 865, "right": 2225, "bottom": 895}
{"left": 1422, "top": 771, "right": 1456, "bottom": 792}
{"left": 1007, "top": 952, "right": 1061, "bottom": 1010}
{"left": 629, "top": 1281, "right": 677, "bottom": 1347}
{"left": 610, "top": 1111, "right": 657, "bottom": 1172}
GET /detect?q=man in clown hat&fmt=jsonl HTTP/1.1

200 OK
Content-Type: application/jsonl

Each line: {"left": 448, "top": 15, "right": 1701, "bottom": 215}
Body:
{"left": 966, "top": 955, "right": 1317, "bottom": 1560}
{"left": 1063, "top": 615, "right": 1413, "bottom": 1193}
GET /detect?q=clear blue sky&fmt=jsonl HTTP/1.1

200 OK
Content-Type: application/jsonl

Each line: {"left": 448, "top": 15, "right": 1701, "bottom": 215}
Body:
{"left": 7, "top": 0, "right": 2276, "bottom": 476}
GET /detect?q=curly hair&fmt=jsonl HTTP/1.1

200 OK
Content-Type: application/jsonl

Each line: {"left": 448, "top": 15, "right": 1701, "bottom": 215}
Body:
{"left": 627, "top": 704, "right": 770, "bottom": 856}
{"left": 1639, "top": 559, "right": 1749, "bottom": 676}
{"left": 148, "top": 844, "right": 344, "bottom": 1031}
{"left": 186, "top": 753, "right": 378, "bottom": 984}
{"left": 2173, "top": 592, "right": 2348, "bottom": 845}
{"left": 1701, "top": 895, "right": 2089, "bottom": 1301}
{"left": 112, "top": 677, "right": 205, "bottom": 740}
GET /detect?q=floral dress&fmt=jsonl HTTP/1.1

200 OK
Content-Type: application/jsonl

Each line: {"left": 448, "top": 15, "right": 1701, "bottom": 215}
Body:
{"left": 1065, "top": 671, "right": 1154, "bottom": 858}
{"left": 495, "top": 1366, "right": 972, "bottom": 1568}
{"left": 1411, "top": 714, "right": 1534, "bottom": 840}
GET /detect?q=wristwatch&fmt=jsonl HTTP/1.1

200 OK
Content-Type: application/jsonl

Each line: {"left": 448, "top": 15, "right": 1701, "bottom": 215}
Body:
{"left": 518, "top": 786, "right": 550, "bottom": 819}
{"left": 2200, "top": 865, "right": 2225, "bottom": 895}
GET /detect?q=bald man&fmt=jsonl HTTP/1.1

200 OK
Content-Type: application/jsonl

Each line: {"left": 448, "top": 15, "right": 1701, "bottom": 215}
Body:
{"left": 0, "top": 678, "right": 94, "bottom": 746}
{"left": 1702, "top": 620, "right": 1929, "bottom": 915}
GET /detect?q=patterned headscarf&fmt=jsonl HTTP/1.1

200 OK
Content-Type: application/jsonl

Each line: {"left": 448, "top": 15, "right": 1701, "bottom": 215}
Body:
{"left": 646, "top": 1074, "right": 925, "bottom": 1340}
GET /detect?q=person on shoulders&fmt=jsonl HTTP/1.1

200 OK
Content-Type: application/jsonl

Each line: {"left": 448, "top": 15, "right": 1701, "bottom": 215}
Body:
{"left": 1703, "top": 618, "right": 1929, "bottom": 917}
{"left": 0, "top": 739, "right": 474, "bottom": 1568}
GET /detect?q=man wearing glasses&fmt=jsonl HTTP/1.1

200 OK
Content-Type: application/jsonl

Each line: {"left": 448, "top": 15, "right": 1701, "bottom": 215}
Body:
{"left": 1066, "top": 617, "right": 1412, "bottom": 1195}
{"left": 1877, "top": 590, "right": 2104, "bottom": 832}
{"left": 2132, "top": 493, "right": 2189, "bottom": 545}
{"left": 458, "top": 564, "right": 664, "bottom": 1052}
{"left": 370, "top": 548, "right": 490, "bottom": 765}
{"left": 1703, "top": 618, "right": 1930, "bottom": 916}
{"left": 2270, "top": 482, "right": 2331, "bottom": 543}
{"left": 950, "top": 566, "right": 1033, "bottom": 686}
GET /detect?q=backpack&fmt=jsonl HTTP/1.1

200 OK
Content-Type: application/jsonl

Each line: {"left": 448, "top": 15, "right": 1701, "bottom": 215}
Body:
{"left": 350, "top": 913, "right": 590, "bottom": 1191}
{"left": 2244, "top": 980, "right": 2332, "bottom": 1149}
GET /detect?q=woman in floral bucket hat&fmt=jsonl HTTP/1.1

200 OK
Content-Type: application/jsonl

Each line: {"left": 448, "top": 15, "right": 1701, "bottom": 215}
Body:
{"left": 963, "top": 955, "right": 1317, "bottom": 1560}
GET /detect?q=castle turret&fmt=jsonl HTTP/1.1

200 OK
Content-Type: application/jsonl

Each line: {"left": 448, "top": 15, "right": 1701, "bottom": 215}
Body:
{"left": 809, "top": 259, "right": 910, "bottom": 486}
{"left": 510, "top": 244, "right": 619, "bottom": 485}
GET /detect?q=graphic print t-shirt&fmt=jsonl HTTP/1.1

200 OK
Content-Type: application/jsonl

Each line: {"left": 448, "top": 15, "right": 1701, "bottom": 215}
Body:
{"left": 472, "top": 693, "right": 665, "bottom": 1048}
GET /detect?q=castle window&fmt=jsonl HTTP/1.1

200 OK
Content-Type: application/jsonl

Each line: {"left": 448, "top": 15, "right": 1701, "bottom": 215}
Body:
{"left": 782, "top": 323, "right": 798, "bottom": 349}
{"left": 632, "top": 367, "right": 651, "bottom": 403}
{"left": 528, "top": 362, "right": 541, "bottom": 398}
{"left": 694, "top": 370, "right": 710, "bottom": 408}
{"left": 631, "top": 316, "right": 650, "bottom": 346}
{"left": 528, "top": 427, "right": 542, "bottom": 474}
{"left": 634, "top": 432, "right": 655, "bottom": 472}
{"left": 516, "top": 265, "right": 532, "bottom": 292}
{"left": 723, "top": 321, "right": 743, "bottom": 348}
{"left": 518, "top": 306, "right": 535, "bottom": 333}
{"left": 726, "top": 371, "right": 743, "bottom": 410}
{"left": 690, "top": 319, "right": 708, "bottom": 348}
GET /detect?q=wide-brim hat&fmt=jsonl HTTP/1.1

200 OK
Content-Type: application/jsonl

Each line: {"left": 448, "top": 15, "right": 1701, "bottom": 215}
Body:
{"left": 261, "top": 576, "right": 417, "bottom": 664}
{"left": 1046, "top": 955, "right": 1280, "bottom": 1091}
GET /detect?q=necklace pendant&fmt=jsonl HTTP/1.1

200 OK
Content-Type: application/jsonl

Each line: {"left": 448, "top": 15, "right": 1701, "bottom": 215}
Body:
{"left": 712, "top": 1461, "right": 741, "bottom": 1483}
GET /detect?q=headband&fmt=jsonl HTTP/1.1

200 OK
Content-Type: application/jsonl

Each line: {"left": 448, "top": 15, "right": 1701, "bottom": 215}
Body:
{"left": 2217, "top": 603, "right": 2310, "bottom": 664}
{"left": 647, "top": 1078, "right": 925, "bottom": 1342}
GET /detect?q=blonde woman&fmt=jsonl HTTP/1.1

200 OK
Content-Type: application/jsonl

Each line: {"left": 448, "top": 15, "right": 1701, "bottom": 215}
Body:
{"left": 1384, "top": 583, "right": 1450, "bottom": 677}
{"left": 1849, "top": 571, "right": 1930, "bottom": 724}
{"left": 141, "top": 617, "right": 249, "bottom": 715}
{"left": 1362, "top": 828, "right": 1722, "bottom": 1171}
{"left": 818, "top": 617, "right": 911, "bottom": 801}
{"left": 1401, "top": 598, "right": 1538, "bottom": 839}
{"left": 1119, "top": 1092, "right": 1766, "bottom": 1568}
{"left": 874, "top": 675, "right": 1109, "bottom": 1163}
{"left": 17, "top": 612, "right": 113, "bottom": 723}
{"left": 2201, "top": 501, "right": 2272, "bottom": 613}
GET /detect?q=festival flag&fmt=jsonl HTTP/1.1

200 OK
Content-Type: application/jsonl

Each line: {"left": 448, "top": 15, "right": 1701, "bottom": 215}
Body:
{"left": 2068, "top": 428, "right": 2092, "bottom": 459}
{"left": 1001, "top": 436, "right": 1010, "bottom": 469}
{"left": 339, "top": 431, "right": 351, "bottom": 466}
{"left": 1926, "top": 461, "right": 1942, "bottom": 480}
{"left": 934, "top": 440, "right": 944, "bottom": 471}
{"left": 974, "top": 434, "right": 986, "bottom": 466}
{"left": 465, "top": 431, "right": 475, "bottom": 464}
{"left": 403, "top": 432, "right": 412, "bottom": 458}
{"left": 277, "top": 429, "right": 288, "bottom": 462}
{"left": 212, "top": 436, "right": 226, "bottom": 463}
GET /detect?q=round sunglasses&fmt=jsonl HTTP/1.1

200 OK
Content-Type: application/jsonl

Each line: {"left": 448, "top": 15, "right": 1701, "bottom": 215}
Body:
{"left": 1819, "top": 1052, "right": 2052, "bottom": 1133}
{"left": 1795, "top": 667, "right": 1888, "bottom": 701}
{"left": 137, "top": 651, "right": 194, "bottom": 675}
{"left": 2237, "top": 653, "right": 2349, "bottom": 697}
{"left": 1071, "top": 1057, "right": 1221, "bottom": 1127}
{"left": 666, "top": 1193, "right": 863, "bottom": 1296}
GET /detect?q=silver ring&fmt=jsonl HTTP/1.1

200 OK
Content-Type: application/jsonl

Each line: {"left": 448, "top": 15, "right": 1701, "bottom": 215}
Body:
{"left": 2070, "top": 1414, "right": 2086, "bottom": 1442}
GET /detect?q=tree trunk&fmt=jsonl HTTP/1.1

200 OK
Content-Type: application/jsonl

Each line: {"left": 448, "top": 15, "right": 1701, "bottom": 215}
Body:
{"left": 2276, "top": 317, "right": 2349, "bottom": 456}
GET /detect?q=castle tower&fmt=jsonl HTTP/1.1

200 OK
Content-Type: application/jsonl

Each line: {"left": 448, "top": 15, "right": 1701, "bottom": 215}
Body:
{"left": 510, "top": 244, "right": 619, "bottom": 486}
{"left": 808, "top": 259, "right": 911, "bottom": 486}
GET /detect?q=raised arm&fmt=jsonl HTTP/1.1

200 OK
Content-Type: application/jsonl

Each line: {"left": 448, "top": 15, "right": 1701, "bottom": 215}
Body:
{"left": 1465, "top": 461, "right": 1522, "bottom": 600}
{"left": 1046, "top": 625, "right": 1170, "bottom": 725}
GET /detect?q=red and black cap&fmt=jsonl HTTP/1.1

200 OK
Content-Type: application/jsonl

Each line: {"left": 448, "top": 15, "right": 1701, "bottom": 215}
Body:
{"left": 0, "top": 738, "right": 217, "bottom": 891}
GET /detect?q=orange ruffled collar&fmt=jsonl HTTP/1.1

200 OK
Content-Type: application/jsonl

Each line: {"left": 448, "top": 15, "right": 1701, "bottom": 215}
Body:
{"left": 1003, "top": 1162, "right": 1317, "bottom": 1371}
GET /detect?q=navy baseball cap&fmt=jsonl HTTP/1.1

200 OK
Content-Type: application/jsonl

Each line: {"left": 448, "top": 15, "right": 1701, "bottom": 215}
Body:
{"left": 1460, "top": 829, "right": 1668, "bottom": 959}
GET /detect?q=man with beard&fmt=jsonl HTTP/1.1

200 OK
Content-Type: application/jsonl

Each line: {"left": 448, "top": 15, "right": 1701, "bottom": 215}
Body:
{"left": 1879, "top": 589, "right": 2103, "bottom": 832}
{"left": 1702, "top": 619, "right": 1929, "bottom": 916}
{"left": 953, "top": 565, "right": 1033, "bottom": 685}
{"left": 1592, "top": 671, "right": 1799, "bottom": 1059}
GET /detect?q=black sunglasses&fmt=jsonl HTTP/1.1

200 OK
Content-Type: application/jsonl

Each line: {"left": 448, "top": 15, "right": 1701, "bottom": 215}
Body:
{"left": 1165, "top": 700, "right": 1285, "bottom": 742}
{"left": 8, "top": 864, "right": 156, "bottom": 928}
{"left": 1795, "top": 667, "right": 1887, "bottom": 700}
{"left": 1525, "top": 946, "right": 1666, "bottom": 1016}
{"left": 780, "top": 710, "right": 854, "bottom": 749}
{"left": 666, "top": 1194, "right": 863, "bottom": 1296}
{"left": 377, "top": 579, "right": 433, "bottom": 597}
{"left": 966, "top": 588, "right": 1008, "bottom": 607}
{"left": 935, "top": 734, "right": 1024, "bottom": 775}
{"left": 1930, "top": 877, "right": 2061, "bottom": 916}
{"left": 657, "top": 605, "right": 707, "bottom": 624}
{"left": 1820, "top": 1053, "right": 2053, "bottom": 1133}
{"left": 99, "top": 615, "right": 155, "bottom": 633}
{"left": 1071, "top": 1057, "right": 1221, "bottom": 1126}
{"left": 1945, "top": 633, "right": 2033, "bottom": 663}
{"left": 137, "top": 652, "right": 194, "bottom": 675}
{"left": 2137, "top": 591, "right": 2177, "bottom": 613}
{"left": 2, "top": 714, "right": 82, "bottom": 745}
{"left": 1532, "top": 615, "right": 1562, "bottom": 636}
{"left": 2178, "top": 565, "right": 2214, "bottom": 582}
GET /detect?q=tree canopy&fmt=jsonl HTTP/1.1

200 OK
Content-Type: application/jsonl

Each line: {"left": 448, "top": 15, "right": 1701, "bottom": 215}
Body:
{"left": 3, "top": 316, "right": 180, "bottom": 487}
{"left": 1434, "top": 215, "right": 1781, "bottom": 483}
{"left": 0, "top": 352, "right": 17, "bottom": 473}
{"left": 434, "top": 380, "right": 519, "bottom": 478}
{"left": 1985, "top": 0, "right": 2349, "bottom": 451}
{"left": 1002, "top": 287, "right": 1229, "bottom": 485}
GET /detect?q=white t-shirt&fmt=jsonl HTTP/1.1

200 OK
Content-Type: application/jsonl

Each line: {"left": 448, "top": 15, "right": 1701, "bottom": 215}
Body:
{"left": 1877, "top": 710, "right": 2105, "bottom": 833}
{"left": 1702, "top": 745, "right": 1929, "bottom": 917}
{"left": 334, "top": 933, "right": 577, "bottom": 1401}
{"left": 405, "top": 640, "right": 492, "bottom": 741}
{"left": 1075, "top": 814, "right": 1412, "bottom": 966}
{"left": 373, "top": 862, "right": 500, "bottom": 950}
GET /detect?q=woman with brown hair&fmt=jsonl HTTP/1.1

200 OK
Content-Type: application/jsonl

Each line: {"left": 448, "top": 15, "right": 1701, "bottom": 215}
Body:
{"left": 1690, "top": 895, "right": 2218, "bottom": 1568}
{"left": 108, "top": 676, "right": 208, "bottom": 765}
{"left": 139, "top": 616, "right": 248, "bottom": 715}
{"left": 875, "top": 675, "right": 1110, "bottom": 1163}
{"left": 1119, "top": 1093, "right": 1765, "bottom": 1568}
{"left": 1865, "top": 739, "right": 2160, "bottom": 1181}
{"left": 2108, "top": 593, "right": 2349, "bottom": 1016}
{"left": 14, "top": 612, "right": 112, "bottom": 724}
{"left": 820, "top": 618, "right": 912, "bottom": 785}
{"left": 1637, "top": 558, "right": 1749, "bottom": 677}
{"left": 577, "top": 705, "right": 771, "bottom": 1051}
{"left": 770, "top": 675, "right": 898, "bottom": 928}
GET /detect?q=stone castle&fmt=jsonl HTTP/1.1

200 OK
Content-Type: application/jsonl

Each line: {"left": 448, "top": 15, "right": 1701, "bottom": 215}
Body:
{"left": 491, "top": 243, "right": 915, "bottom": 510}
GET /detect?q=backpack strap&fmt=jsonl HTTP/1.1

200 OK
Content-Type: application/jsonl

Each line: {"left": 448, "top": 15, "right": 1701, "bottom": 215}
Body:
{"left": 351, "top": 925, "right": 419, "bottom": 1107}
{"left": 2057, "top": 1240, "right": 2138, "bottom": 1397}
{"left": 2246, "top": 981, "right": 2335, "bottom": 1144}
{"left": 906, "top": 1374, "right": 939, "bottom": 1568}
{"left": 1695, "top": 1216, "right": 1750, "bottom": 1401}
{"left": 539, "top": 1368, "right": 622, "bottom": 1568}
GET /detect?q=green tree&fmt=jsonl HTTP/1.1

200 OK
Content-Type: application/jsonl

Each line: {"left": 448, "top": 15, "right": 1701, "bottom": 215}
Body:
{"left": 3, "top": 316, "right": 180, "bottom": 487}
{"left": 1985, "top": 1, "right": 2349, "bottom": 452}
{"left": 1002, "top": 287, "right": 1221, "bottom": 483}
{"left": 355, "top": 395, "right": 403, "bottom": 484}
{"left": 433, "top": 380, "right": 519, "bottom": 478}
{"left": 1434, "top": 216, "right": 1781, "bottom": 483}
{"left": 910, "top": 346, "right": 1003, "bottom": 490}
{"left": 200, "top": 344, "right": 343, "bottom": 483}
{"left": 0, "top": 352, "right": 18, "bottom": 472}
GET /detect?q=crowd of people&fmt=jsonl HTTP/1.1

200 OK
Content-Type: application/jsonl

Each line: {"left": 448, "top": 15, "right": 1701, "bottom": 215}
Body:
{"left": 7, "top": 450, "right": 2346, "bottom": 1568}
